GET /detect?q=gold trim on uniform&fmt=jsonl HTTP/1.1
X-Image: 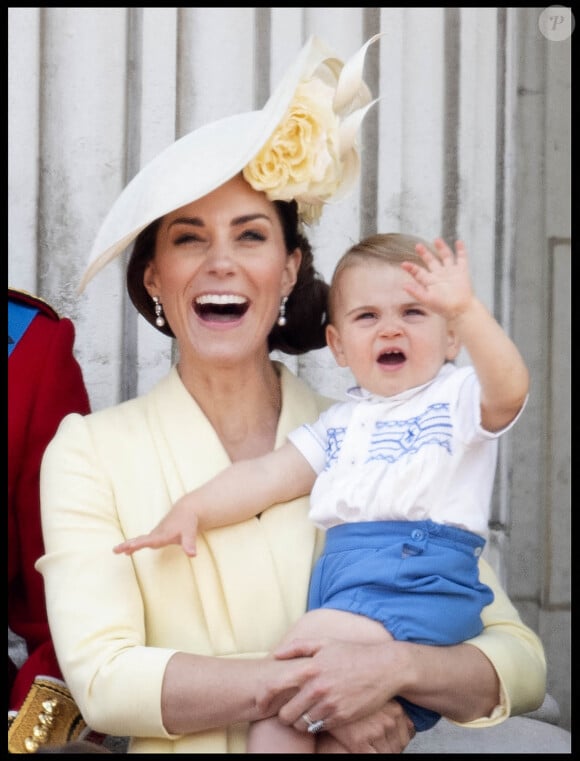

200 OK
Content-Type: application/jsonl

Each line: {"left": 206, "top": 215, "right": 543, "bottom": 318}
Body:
{"left": 8, "top": 678, "right": 87, "bottom": 753}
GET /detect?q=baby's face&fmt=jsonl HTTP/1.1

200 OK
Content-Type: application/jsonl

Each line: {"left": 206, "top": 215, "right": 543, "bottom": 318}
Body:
{"left": 326, "top": 262, "right": 456, "bottom": 397}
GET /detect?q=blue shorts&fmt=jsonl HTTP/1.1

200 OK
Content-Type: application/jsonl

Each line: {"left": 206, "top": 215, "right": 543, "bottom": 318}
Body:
{"left": 307, "top": 520, "right": 494, "bottom": 731}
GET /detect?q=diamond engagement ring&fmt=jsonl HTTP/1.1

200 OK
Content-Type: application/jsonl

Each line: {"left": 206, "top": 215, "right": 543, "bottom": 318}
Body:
{"left": 302, "top": 713, "right": 325, "bottom": 734}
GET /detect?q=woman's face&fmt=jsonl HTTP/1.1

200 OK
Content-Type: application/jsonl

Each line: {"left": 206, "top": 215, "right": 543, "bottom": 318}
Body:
{"left": 144, "top": 174, "right": 300, "bottom": 367}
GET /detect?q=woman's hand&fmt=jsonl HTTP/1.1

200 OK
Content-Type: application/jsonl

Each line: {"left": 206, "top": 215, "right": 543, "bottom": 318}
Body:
{"left": 263, "top": 634, "right": 502, "bottom": 728}
{"left": 319, "top": 701, "right": 416, "bottom": 754}
{"left": 257, "top": 637, "right": 406, "bottom": 730}
{"left": 256, "top": 642, "right": 416, "bottom": 753}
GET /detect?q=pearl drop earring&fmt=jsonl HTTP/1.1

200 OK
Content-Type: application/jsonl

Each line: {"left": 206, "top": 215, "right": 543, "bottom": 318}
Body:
{"left": 277, "top": 296, "right": 288, "bottom": 327}
{"left": 152, "top": 295, "right": 166, "bottom": 328}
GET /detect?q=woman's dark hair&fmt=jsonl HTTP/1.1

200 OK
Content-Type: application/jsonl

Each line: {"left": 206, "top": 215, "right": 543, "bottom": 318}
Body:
{"left": 126, "top": 220, "right": 170, "bottom": 336}
{"left": 126, "top": 198, "right": 329, "bottom": 354}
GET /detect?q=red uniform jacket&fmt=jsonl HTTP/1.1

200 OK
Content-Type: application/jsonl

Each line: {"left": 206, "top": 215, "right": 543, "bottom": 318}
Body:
{"left": 8, "top": 288, "right": 91, "bottom": 712}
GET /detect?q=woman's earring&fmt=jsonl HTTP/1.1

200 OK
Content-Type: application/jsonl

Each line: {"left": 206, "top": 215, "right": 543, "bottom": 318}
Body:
{"left": 152, "top": 296, "right": 166, "bottom": 328}
{"left": 277, "top": 296, "right": 288, "bottom": 327}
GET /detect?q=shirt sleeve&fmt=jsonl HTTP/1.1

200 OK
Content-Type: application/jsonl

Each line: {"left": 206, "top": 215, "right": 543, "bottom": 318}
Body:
{"left": 455, "top": 366, "right": 529, "bottom": 442}
{"left": 287, "top": 421, "right": 328, "bottom": 474}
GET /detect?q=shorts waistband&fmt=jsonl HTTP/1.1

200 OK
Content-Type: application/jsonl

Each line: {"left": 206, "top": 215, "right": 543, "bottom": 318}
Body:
{"left": 324, "top": 520, "right": 486, "bottom": 552}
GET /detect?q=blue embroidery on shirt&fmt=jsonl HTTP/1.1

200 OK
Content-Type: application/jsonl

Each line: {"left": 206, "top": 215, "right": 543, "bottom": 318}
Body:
{"left": 324, "top": 427, "right": 346, "bottom": 469}
{"left": 367, "top": 403, "right": 452, "bottom": 463}
{"left": 323, "top": 404, "right": 453, "bottom": 470}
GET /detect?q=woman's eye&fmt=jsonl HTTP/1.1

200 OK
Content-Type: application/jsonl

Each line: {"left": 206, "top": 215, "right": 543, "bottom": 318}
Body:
{"left": 239, "top": 229, "right": 266, "bottom": 242}
{"left": 174, "top": 233, "right": 203, "bottom": 245}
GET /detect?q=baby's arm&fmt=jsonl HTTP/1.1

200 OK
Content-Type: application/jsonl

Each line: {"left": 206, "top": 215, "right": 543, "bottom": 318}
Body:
{"left": 113, "top": 442, "right": 316, "bottom": 556}
{"left": 402, "top": 238, "right": 529, "bottom": 432}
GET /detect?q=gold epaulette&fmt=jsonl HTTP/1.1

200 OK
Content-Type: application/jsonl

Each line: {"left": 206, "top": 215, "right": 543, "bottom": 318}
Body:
{"left": 8, "top": 678, "right": 87, "bottom": 753}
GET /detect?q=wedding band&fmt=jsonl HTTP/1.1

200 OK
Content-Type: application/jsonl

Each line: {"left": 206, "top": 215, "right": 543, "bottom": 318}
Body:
{"left": 302, "top": 712, "right": 315, "bottom": 728}
{"left": 302, "top": 713, "right": 325, "bottom": 734}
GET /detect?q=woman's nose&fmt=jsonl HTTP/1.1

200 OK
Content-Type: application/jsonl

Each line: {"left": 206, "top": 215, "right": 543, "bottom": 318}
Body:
{"left": 205, "top": 244, "right": 236, "bottom": 274}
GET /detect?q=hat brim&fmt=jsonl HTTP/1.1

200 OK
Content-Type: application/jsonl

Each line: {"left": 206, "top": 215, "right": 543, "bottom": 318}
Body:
{"left": 79, "top": 36, "right": 346, "bottom": 292}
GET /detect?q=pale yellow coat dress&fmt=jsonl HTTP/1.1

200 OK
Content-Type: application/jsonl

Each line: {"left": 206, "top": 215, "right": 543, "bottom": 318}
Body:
{"left": 37, "top": 363, "right": 546, "bottom": 753}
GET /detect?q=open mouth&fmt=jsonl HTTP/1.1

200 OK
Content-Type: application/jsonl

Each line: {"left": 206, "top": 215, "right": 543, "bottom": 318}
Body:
{"left": 194, "top": 294, "right": 249, "bottom": 322}
{"left": 377, "top": 350, "right": 405, "bottom": 366}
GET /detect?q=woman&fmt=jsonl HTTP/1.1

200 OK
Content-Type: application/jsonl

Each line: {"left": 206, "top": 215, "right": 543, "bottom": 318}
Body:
{"left": 37, "top": 35, "right": 545, "bottom": 753}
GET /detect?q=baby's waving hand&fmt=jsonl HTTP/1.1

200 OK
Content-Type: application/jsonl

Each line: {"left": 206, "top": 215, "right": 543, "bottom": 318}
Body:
{"left": 401, "top": 238, "right": 474, "bottom": 322}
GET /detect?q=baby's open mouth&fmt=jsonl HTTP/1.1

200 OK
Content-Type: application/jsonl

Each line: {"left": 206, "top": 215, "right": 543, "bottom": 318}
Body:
{"left": 377, "top": 350, "right": 405, "bottom": 365}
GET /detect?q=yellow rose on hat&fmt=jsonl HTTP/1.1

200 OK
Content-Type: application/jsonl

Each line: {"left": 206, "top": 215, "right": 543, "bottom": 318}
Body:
{"left": 243, "top": 79, "right": 341, "bottom": 224}
{"left": 243, "top": 33, "right": 382, "bottom": 225}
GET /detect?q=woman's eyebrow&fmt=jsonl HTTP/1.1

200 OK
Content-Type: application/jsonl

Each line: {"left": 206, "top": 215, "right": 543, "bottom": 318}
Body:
{"left": 167, "top": 213, "right": 272, "bottom": 229}
{"left": 168, "top": 216, "right": 204, "bottom": 229}
{"left": 231, "top": 213, "right": 272, "bottom": 226}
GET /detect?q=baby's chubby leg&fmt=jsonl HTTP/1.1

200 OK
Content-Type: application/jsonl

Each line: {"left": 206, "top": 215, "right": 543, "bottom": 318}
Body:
{"left": 278, "top": 607, "right": 393, "bottom": 648}
{"left": 246, "top": 716, "right": 316, "bottom": 754}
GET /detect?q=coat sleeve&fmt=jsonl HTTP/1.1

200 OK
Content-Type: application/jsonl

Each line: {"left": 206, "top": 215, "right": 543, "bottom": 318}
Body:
{"left": 452, "top": 557, "right": 547, "bottom": 726}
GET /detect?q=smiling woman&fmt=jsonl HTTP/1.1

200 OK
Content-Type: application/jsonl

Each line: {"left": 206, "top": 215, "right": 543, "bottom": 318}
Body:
{"left": 140, "top": 176, "right": 304, "bottom": 379}
{"left": 36, "top": 34, "right": 546, "bottom": 754}
{"left": 127, "top": 180, "right": 329, "bottom": 356}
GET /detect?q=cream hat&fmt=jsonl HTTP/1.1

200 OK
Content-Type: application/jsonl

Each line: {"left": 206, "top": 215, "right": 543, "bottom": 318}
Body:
{"left": 79, "top": 33, "right": 382, "bottom": 291}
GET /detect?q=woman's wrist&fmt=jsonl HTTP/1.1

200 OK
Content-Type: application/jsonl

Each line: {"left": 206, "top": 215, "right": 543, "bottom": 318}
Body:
{"left": 376, "top": 640, "right": 419, "bottom": 698}
{"left": 390, "top": 641, "right": 501, "bottom": 723}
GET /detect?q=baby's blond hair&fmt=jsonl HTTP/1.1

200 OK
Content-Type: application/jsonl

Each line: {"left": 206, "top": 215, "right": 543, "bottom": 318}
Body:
{"left": 328, "top": 233, "right": 437, "bottom": 323}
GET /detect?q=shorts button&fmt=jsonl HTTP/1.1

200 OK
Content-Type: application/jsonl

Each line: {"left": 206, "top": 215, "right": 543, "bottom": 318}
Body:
{"left": 411, "top": 529, "right": 424, "bottom": 541}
